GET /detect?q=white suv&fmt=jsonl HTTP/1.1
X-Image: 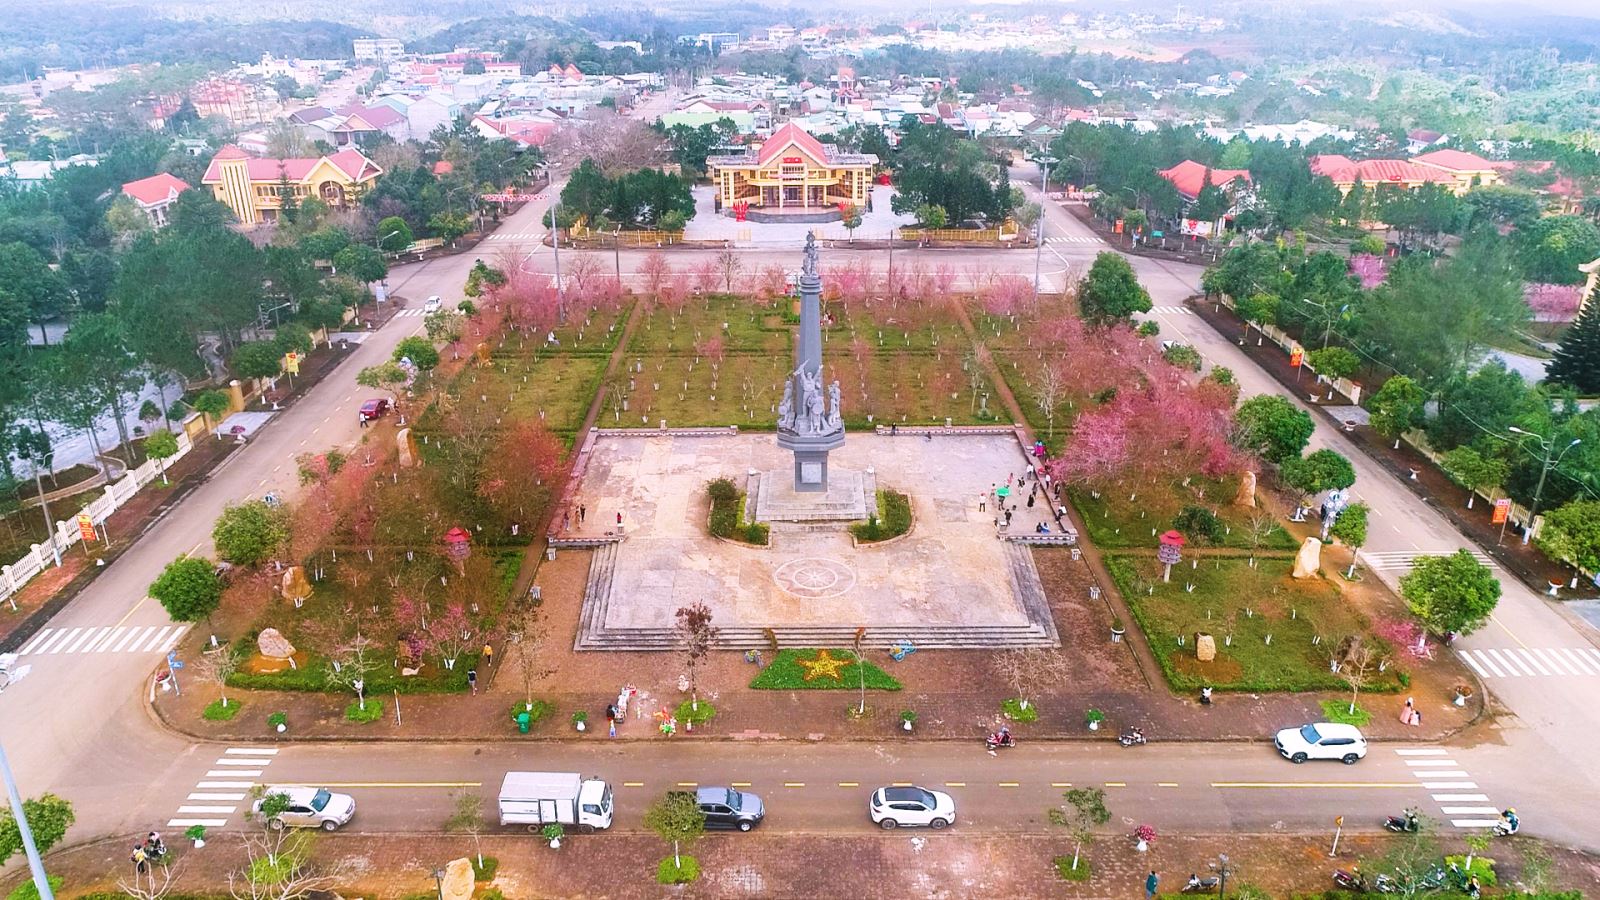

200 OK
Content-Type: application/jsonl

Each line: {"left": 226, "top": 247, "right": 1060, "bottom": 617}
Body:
{"left": 1275, "top": 722, "right": 1368, "bottom": 764}
{"left": 423, "top": 295, "right": 443, "bottom": 314}
{"left": 253, "top": 786, "right": 356, "bottom": 831}
{"left": 869, "top": 786, "right": 956, "bottom": 829}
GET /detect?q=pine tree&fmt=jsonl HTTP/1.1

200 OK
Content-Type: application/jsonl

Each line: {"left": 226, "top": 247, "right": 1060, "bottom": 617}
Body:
{"left": 1548, "top": 298, "right": 1600, "bottom": 394}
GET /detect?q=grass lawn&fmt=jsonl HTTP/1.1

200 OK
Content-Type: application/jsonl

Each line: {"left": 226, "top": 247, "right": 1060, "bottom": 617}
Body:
{"left": 750, "top": 649, "right": 902, "bottom": 690}
{"left": 1106, "top": 555, "right": 1405, "bottom": 694}
{"left": 1070, "top": 481, "right": 1298, "bottom": 551}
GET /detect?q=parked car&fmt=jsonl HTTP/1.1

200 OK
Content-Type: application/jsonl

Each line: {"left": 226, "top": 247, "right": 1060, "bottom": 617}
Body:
{"left": 253, "top": 786, "right": 356, "bottom": 831}
{"left": 689, "top": 787, "right": 764, "bottom": 831}
{"left": 423, "top": 295, "right": 443, "bottom": 314}
{"left": 357, "top": 398, "right": 390, "bottom": 423}
{"left": 868, "top": 785, "right": 955, "bottom": 829}
{"left": 1275, "top": 722, "right": 1368, "bottom": 764}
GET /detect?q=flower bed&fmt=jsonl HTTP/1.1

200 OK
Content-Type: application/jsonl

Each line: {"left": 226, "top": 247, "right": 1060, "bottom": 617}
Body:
{"left": 749, "top": 649, "right": 902, "bottom": 690}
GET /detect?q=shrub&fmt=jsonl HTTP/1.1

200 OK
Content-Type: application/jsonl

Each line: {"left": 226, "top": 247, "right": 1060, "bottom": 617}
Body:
{"left": 472, "top": 857, "right": 499, "bottom": 881}
{"left": 1445, "top": 856, "right": 1496, "bottom": 887}
{"left": 267, "top": 712, "right": 287, "bottom": 728}
{"left": 202, "top": 698, "right": 244, "bottom": 721}
{"left": 676, "top": 699, "right": 716, "bottom": 724}
{"left": 1163, "top": 343, "right": 1203, "bottom": 371}
{"left": 750, "top": 649, "right": 902, "bottom": 690}
{"left": 1137, "top": 321, "right": 1160, "bottom": 337}
{"left": 6, "top": 876, "right": 63, "bottom": 900}
{"left": 1001, "top": 697, "right": 1040, "bottom": 722}
{"left": 657, "top": 855, "right": 701, "bottom": 884}
{"left": 1173, "top": 505, "right": 1224, "bottom": 544}
{"left": 852, "top": 491, "right": 911, "bottom": 542}
{"left": 510, "top": 700, "right": 556, "bottom": 724}
{"left": 743, "top": 522, "right": 769, "bottom": 545}
{"left": 480, "top": 891, "right": 506, "bottom": 900}
{"left": 344, "top": 700, "right": 384, "bottom": 723}
{"left": 1319, "top": 699, "right": 1371, "bottom": 727}
{"left": 1054, "top": 857, "right": 1093, "bottom": 882}
{"left": 708, "top": 478, "right": 739, "bottom": 504}
{"left": 707, "top": 478, "right": 764, "bottom": 543}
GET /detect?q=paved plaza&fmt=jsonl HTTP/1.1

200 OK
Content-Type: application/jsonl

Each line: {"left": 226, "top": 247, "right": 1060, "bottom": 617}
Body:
{"left": 683, "top": 184, "right": 917, "bottom": 243}
{"left": 564, "top": 430, "right": 1060, "bottom": 647}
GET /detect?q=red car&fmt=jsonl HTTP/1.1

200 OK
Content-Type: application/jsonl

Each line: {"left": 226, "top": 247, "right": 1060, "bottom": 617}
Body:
{"left": 358, "top": 398, "right": 390, "bottom": 424}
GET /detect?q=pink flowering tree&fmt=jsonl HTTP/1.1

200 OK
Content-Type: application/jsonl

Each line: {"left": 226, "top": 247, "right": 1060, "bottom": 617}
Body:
{"left": 1525, "top": 282, "right": 1583, "bottom": 322}
{"left": 982, "top": 274, "right": 1035, "bottom": 316}
{"left": 690, "top": 259, "right": 719, "bottom": 295}
{"left": 694, "top": 334, "right": 725, "bottom": 363}
{"left": 1349, "top": 253, "right": 1388, "bottom": 290}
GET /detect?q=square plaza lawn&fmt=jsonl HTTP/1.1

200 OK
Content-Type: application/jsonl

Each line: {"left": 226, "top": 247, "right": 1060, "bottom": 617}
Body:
{"left": 1070, "top": 483, "right": 1298, "bottom": 552}
{"left": 1106, "top": 554, "right": 1404, "bottom": 694}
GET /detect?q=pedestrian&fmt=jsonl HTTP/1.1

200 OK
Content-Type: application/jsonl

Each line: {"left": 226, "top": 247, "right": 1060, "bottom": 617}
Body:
{"left": 1004, "top": 509, "right": 1013, "bottom": 526}
{"left": 131, "top": 845, "right": 148, "bottom": 875}
{"left": 579, "top": 504, "right": 587, "bottom": 523}
{"left": 1027, "top": 493, "right": 1035, "bottom": 509}
{"left": 562, "top": 511, "right": 570, "bottom": 532}
{"left": 978, "top": 493, "right": 987, "bottom": 512}
{"left": 482, "top": 643, "right": 493, "bottom": 667}
{"left": 467, "top": 668, "right": 478, "bottom": 695}
{"left": 1412, "top": 709, "right": 1422, "bottom": 727}
{"left": 1400, "top": 696, "right": 1415, "bottom": 725}
{"left": 1146, "top": 870, "right": 1160, "bottom": 899}
{"left": 616, "top": 511, "right": 623, "bottom": 525}
{"left": 890, "top": 423, "right": 898, "bottom": 436}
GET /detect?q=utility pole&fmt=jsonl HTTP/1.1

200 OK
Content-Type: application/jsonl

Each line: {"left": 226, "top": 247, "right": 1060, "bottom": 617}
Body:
{"left": 0, "top": 740, "right": 56, "bottom": 900}
{"left": 549, "top": 196, "right": 566, "bottom": 323}
{"left": 1508, "top": 428, "right": 1581, "bottom": 544}
{"left": 1033, "top": 154, "right": 1056, "bottom": 304}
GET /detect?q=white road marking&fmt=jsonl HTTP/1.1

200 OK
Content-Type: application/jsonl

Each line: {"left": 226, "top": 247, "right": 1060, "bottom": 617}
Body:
{"left": 176, "top": 805, "right": 236, "bottom": 814}
{"left": 1416, "top": 771, "right": 1470, "bottom": 778}
{"left": 1404, "top": 760, "right": 1459, "bottom": 767}
{"left": 110, "top": 627, "right": 147, "bottom": 652}
{"left": 197, "top": 781, "right": 255, "bottom": 789}
{"left": 1432, "top": 793, "right": 1490, "bottom": 802}
{"left": 86, "top": 626, "right": 123, "bottom": 652}
{"left": 1483, "top": 649, "right": 1521, "bottom": 676}
{"left": 1515, "top": 648, "right": 1553, "bottom": 676}
{"left": 137, "top": 626, "right": 174, "bottom": 652}
{"left": 226, "top": 748, "right": 279, "bottom": 755}
{"left": 34, "top": 629, "right": 77, "bottom": 654}
{"left": 1394, "top": 749, "right": 1449, "bottom": 756}
{"left": 1563, "top": 648, "right": 1600, "bottom": 674}
{"left": 17, "top": 629, "right": 54, "bottom": 655}
{"left": 159, "top": 626, "right": 189, "bottom": 651}
{"left": 59, "top": 628, "right": 100, "bottom": 654}
{"left": 214, "top": 758, "right": 273, "bottom": 767}
{"left": 206, "top": 770, "right": 261, "bottom": 777}
{"left": 1458, "top": 651, "right": 1490, "bottom": 677}
{"left": 1441, "top": 806, "right": 1502, "bottom": 814}
{"left": 188, "top": 793, "right": 247, "bottom": 801}
{"left": 167, "top": 818, "right": 227, "bottom": 827}
{"left": 1422, "top": 782, "right": 1478, "bottom": 789}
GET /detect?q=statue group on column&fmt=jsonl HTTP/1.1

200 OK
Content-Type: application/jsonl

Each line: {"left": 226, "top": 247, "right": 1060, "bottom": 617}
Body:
{"left": 778, "top": 367, "right": 842, "bottom": 436}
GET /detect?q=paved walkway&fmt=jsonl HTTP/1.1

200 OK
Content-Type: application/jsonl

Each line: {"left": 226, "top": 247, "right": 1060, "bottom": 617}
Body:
{"left": 684, "top": 184, "right": 917, "bottom": 243}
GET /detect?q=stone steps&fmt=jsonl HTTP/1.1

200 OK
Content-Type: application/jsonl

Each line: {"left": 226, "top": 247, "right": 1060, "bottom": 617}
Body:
{"left": 574, "top": 623, "right": 1057, "bottom": 651}
{"left": 573, "top": 542, "right": 619, "bottom": 650}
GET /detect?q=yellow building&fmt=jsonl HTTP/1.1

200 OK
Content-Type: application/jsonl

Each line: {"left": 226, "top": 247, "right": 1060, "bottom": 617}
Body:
{"left": 202, "top": 144, "right": 383, "bottom": 225}
{"left": 706, "top": 122, "right": 877, "bottom": 221}
{"left": 1411, "top": 149, "right": 1501, "bottom": 194}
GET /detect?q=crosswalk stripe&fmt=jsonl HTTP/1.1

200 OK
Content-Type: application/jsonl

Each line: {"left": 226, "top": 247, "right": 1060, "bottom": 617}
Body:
{"left": 1547, "top": 648, "right": 1583, "bottom": 675}
{"left": 1422, "top": 782, "right": 1477, "bottom": 789}
{"left": 1441, "top": 806, "right": 1501, "bottom": 814}
{"left": 1405, "top": 760, "right": 1458, "bottom": 767}
{"left": 86, "top": 626, "right": 123, "bottom": 652}
{"left": 197, "top": 781, "right": 255, "bottom": 789}
{"left": 226, "top": 748, "right": 279, "bottom": 755}
{"left": 59, "top": 628, "right": 99, "bottom": 653}
{"left": 1394, "top": 749, "right": 1449, "bottom": 756}
{"left": 1514, "top": 648, "right": 1551, "bottom": 676}
{"left": 1415, "top": 771, "right": 1469, "bottom": 778}
{"left": 1432, "top": 793, "right": 1489, "bottom": 802}
{"left": 111, "top": 627, "right": 146, "bottom": 652}
{"left": 1470, "top": 650, "right": 1505, "bottom": 677}
{"left": 138, "top": 626, "right": 174, "bottom": 652}
{"left": 188, "top": 793, "right": 246, "bottom": 801}
{"left": 75, "top": 627, "right": 113, "bottom": 652}
{"left": 176, "top": 805, "right": 236, "bottom": 813}
{"left": 1457, "top": 651, "right": 1489, "bottom": 678}
{"left": 159, "top": 626, "right": 189, "bottom": 651}
{"left": 17, "top": 629, "right": 54, "bottom": 655}
{"left": 1562, "top": 648, "right": 1599, "bottom": 674}
{"left": 1483, "top": 649, "right": 1521, "bottom": 676}
{"left": 36, "top": 628, "right": 77, "bottom": 654}
{"left": 1584, "top": 648, "right": 1600, "bottom": 670}
{"left": 167, "top": 818, "right": 227, "bottom": 827}
{"left": 1451, "top": 819, "right": 1499, "bottom": 828}
{"left": 214, "top": 758, "right": 272, "bottom": 766}
{"left": 207, "top": 770, "right": 261, "bottom": 777}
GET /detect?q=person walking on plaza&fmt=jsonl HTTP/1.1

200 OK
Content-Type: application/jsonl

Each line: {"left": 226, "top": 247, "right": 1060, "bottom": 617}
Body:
{"left": 467, "top": 668, "right": 478, "bottom": 695}
{"left": 979, "top": 492, "right": 987, "bottom": 512}
{"left": 579, "top": 504, "right": 587, "bottom": 523}
{"left": 482, "top": 642, "right": 493, "bottom": 667}
{"left": 1146, "top": 870, "right": 1160, "bottom": 898}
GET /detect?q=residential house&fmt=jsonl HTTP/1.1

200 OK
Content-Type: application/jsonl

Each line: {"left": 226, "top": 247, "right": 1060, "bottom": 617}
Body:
{"left": 353, "top": 38, "right": 405, "bottom": 61}
{"left": 202, "top": 144, "right": 382, "bottom": 225}
{"left": 120, "top": 173, "right": 191, "bottom": 227}
{"left": 1405, "top": 129, "right": 1445, "bottom": 155}
{"left": 1157, "top": 160, "right": 1252, "bottom": 203}
{"left": 1410, "top": 148, "right": 1500, "bottom": 194}
{"left": 331, "top": 103, "right": 410, "bottom": 146}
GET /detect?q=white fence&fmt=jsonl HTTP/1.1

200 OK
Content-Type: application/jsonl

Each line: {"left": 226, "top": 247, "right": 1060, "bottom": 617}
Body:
{"left": 1, "top": 429, "right": 196, "bottom": 605}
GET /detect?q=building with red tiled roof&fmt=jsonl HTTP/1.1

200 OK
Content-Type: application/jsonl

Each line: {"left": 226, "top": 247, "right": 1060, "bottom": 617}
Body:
{"left": 1157, "top": 160, "right": 1252, "bottom": 201}
{"left": 201, "top": 145, "right": 382, "bottom": 225}
{"left": 705, "top": 122, "right": 878, "bottom": 219}
{"left": 120, "top": 173, "right": 190, "bottom": 227}
{"left": 1411, "top": 149, "right": 1500, "bottom": 193}
{"left": 1309, "top": 154, "right": 1454, "bottom": 194}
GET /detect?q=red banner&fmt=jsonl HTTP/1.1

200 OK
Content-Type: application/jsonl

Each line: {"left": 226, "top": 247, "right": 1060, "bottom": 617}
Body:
{"left": 1492, "top": 498, "right": 1511, "bottom": 524}
{"left": 76, "top": 513, "right": 97, "bottom": 542}
{"left": 1289, "top": 347, "right": 1304, "bottom": 368}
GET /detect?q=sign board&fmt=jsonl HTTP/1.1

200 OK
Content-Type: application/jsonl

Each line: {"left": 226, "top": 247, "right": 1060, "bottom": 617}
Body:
{"left": 1180, "top": 218, "right": 1215, "bottom": 238}
{"left": 782, "top": 156, "right": 803, "bottom": 164}
{"left": 76, "top": 513, "right": 97, "bottom": 542}
{"left": 1289, "top": 346, "right": 1304, "bottom": 368}
{"left": 284, "top": 351, "right": 300, "bottom": 375}
{"left": 1113, "top": 219, "right": 1124, "bottom": 234}
{"left": 1492, "top": 498, "right": 1512, "bottom": 524}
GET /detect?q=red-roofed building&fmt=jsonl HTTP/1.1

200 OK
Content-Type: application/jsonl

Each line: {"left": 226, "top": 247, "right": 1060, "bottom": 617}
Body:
{"left": 1309, "top": 154, "right": 1454, "bottom": 194}
{"left": 1411, "top": 149, "right": 1500, "bottom": 193}
{"left": 201, "top": 145, "right": 382, "bottom": 225}
{"left": 1157, "top": 160, "right": 1252, "bottom": 202}
{"left": 705, "top": 122, "right": 878, "bottom": 219}
{"left": 121, "top": 173, "right": 190, "bottom": 227}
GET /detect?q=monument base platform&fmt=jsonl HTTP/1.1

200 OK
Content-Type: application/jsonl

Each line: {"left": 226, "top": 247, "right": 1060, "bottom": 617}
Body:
{"left": 751, "top": 468, "right": 873, "bottom": 523}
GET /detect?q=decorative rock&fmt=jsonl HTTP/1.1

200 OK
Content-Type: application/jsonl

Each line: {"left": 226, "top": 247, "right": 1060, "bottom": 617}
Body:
{"left": 1292, "top": 537, "right": 1323, "bottom": 579}
{"left": 1234, "top": 471, "right": 1257, "bottom": 507}
{"left": 439, "top": 858, "right": 474, "bottom": 900}
{"left": 396, "top": 427, "right": 416, "bottom": 468}
{"left": 280, "top": 567, "right": 312, "bottom": 603}
{"left": 257, "top": 628, "right": 296, "bottom": 659}
{"left": 1195, "top": 632, "right": 1216, "bottom": 662}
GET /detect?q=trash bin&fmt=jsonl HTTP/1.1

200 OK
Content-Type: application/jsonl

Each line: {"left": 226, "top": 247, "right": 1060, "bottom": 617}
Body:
{"left": 515, "top": 711, "right": 532, "bottom": 734}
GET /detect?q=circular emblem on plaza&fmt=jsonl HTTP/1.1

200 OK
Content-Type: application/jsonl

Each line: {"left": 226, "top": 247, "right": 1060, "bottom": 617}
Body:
{"left": 772, "top": 557, "right": 857, "bottom": 600}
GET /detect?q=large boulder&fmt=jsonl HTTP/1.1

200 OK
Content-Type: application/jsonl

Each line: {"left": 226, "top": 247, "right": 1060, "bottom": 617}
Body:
{"left": 257, "top": 628, "right": 297, "bottom": 659}
{"left": 1292, "top": 537, "right": 1323, "bottom": 579}
{"left": 396, "top": 427, "right": 416, "bottom": 468}
{"left": 440, "top": 858, "right": 474, "bottom": 900}
{"left": 1195, "top": 632, "right": 1216, "bottom": 662}
{"left": 1234, "top": 471, "right": 1257, "bottom": 508}
{"left": 280, "top": 567, "right": 312, "bottom": 603}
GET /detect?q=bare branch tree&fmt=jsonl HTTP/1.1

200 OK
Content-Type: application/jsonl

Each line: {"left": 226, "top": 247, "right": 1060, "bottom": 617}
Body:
{"left": 191, "top": 645, "right": 241, "bottom": 709}
{"left": 715, "top": 249, "right": 745, "bottom": 294}
{"left": 325, "top": 632, "right": 378, "bottom": 711}
{"left": 229, "top": 787, "right": 350, "bottom": 900}
{"left": 120, "top": 857, "right": 186, "bottom": 900}
{"left": 674, "top": 601, "right": 718, "bottom": 710}
{"left": 993, "top": 648, "right": 1070, "bottom": 711}
{"left": 1034, "top": 363, "right": 1067, "bottom": 439}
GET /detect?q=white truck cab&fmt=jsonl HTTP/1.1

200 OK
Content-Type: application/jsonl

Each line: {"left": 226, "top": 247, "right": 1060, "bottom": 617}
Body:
{"left": 498, "top": 771, "right": 613, "bottom": 833}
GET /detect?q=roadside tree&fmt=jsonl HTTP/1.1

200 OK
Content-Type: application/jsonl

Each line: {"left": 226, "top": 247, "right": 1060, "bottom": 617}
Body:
{"left": 192, "top": 644, "right": 242, "bottom": 710}
{"left": 643, "top": 790, "right": 706, "bottom": 875}
{"left": 1076, "top": 252, "right": 1151, "bottom": 324}
{"left": 1280, "top": 449, "right": 1356, "bottom": 519}
{"left": 1547, "top": 297, "right": 1600, "bottom": 394}
{"left": 993, "top": 648, "right": 1070, "bottom": 715}
{"left": 145, "top": 429, "right": 179, "bottom": 484}
{"left": 1047, "top": 787, "right": 1110, "bottom": 874}
{"left": 1439, "top": 447, "right": 1510, "bottom": 509}
{"left": 444, "top": 789, "right": 488, "bottom": 869}
{"left": 148, "top": 557, "right": 222, "bottom": 622}
{"left": 675, "top": 602, "right": 717, "bottom": 713}
{"left": 1535, "top": 499, "right": 1600, "bottom": 573}
{"left": 1400, "top": 549, "right": 1501, "bottom": 636}
{"left": 212, "top": 501, "right": 289, "bottom": 567}
{"left": 1329, "top": 503, "right": 1370, "bottom": 579}
{"left": 1367, "top": 376, "right": 1428, "bottom": 449}
{"left": 1233, "top": 395, "right": 1314, "bottom": 464}
{"left": 0, "top": 794, "right": 74, "bottom": 864}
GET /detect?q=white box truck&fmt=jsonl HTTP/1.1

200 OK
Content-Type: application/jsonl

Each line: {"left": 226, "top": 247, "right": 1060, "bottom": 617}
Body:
{"left": 498, "top": 772, "right": 614, "bottom": 833}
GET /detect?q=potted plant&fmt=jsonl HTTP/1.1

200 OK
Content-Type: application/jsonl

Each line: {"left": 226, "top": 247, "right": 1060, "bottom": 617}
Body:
{"left": 185, "top": 824, "right": 207, "bottom": 848}
{"left": 900, "top": 710, "right": 917, "bottom": 732}
{"left": 542, "top": 822, "right": 565, "bottom": 849}
{"left": 1110, "top": 620, "right": 1126, "bottom": 643}
{"left": 571, "top": 710, "right": 588, "bottom": 732}
{"left": 1133, "top": 823, "right": 1157, "bottom": 852}
{"left": 268, "top": 712, "right": 288, "bottom": 733}
{"left": 1452, "top": 684, "right": 1474, "bottom": 707}
{"left": 1085, "top": 709, "right": 1105, "bottom": 731}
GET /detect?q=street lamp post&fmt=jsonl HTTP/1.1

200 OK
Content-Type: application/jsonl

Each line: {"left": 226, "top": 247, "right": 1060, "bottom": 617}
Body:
{"left": 0, "top": 739, "right": 56, "bottom": 900}
{"left": 549, "top": 196, "right": 567, "bottom": 323}
{"left": 432, "top": 867, "right": 445, "bottom": 900}
{"left": 1507, "top": 427, "right": 1582, "bottom": 544}
{"left": 1217, "top": 853, "right": 1233, "bottom": 899}
{"left": 1033, "top": 154, "right": 1057, "bottom": 304}
{"left": 1298, "top": 296, "right": 1349, "bottom": 350}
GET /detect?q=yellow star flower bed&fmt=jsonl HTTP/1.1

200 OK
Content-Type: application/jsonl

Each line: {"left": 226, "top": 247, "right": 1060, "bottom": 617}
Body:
{"left": 749, "top": 648, "right": 903, "bottom": 691}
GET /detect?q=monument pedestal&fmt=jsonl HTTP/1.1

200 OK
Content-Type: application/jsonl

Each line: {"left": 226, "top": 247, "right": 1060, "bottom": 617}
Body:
{"left": 752, "top": 468, "right": 873, "bottom": 524}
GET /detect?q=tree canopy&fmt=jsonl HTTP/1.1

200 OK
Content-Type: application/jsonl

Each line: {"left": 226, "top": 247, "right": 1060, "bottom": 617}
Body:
{"left": 1400, "top": 549, "right": 1502, "bottom": 636}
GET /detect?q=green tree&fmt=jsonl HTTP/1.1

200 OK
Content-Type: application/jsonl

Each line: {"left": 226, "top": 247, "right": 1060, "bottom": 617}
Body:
{"left": 1426, "top": 361, "right": 1542, "bottom": 452}
{"left": 212, "top": 500, "right": 288, "bottom": 567}
{"left": 229, "top": 341, "right": 283, "bottom": 381}
{"left": 145, "top": 429, "right": 179, "bottom": 484}
{"left": 0, "top": 794, "right": 74, "bottom": 864}
{"left": 1513, "top": 215, "right": 1600, "bottom": 284}
{"left": 841, "top": 205, "right": 864, "bottom": 239}
{"left": 0, "top": 243, "right": 72, "bottom": 345}
{"left": 1367, "top": 376, "right": 1428, "bottom": 449}
{"left": 1281, "top": 449, "right": 1357, "bottom": 516}
{"left": 1329, "top": 503, "right": 1370, "bottom": 579}
{"left": 644, "top": 791, "right": 705, "bottom": 870}
{"left": 375, "top": 216, "right": 414, "bottom": 252}
{"left": 61, "top": 312, "right": 144, "bottom": 467}
{"left": 1547, "top": 298, "right": 1600, "bottom": 394}
{"left": 1047, "top": 787, "right": 1110, "bottom": 873}
{"left": 1439, "top": 446, "right": 1510, "bottom": 509}
{"left": 392, "top": 336, "right": 440, "bottom": 372}
{"left": 1233, "top": 292, "right": 1280, "bottom": 339}
{"left": 1536, "top": 499, "right": 1600, "bottom": 573}
{"left": 148, "top": 556, "right": 223, "bottom": 622}
{"left": 658, "top": 210, "right": 688, "bottom": 233}
{"left": 428, "top": 211, "right": 471, "bottom": 246}
{"left": 1400, "top": 549, "right": 1502, "bottom": 636}
{"left": 913, "top": 203, "right": 948, "bottom": 229}
{"left": 1233, "top": 394, "right": 1315, "bottom": 464}
{"left": 1307, "top": 347, "right": 1359, "bottom": 384}
{"left": 192, "top": 389, "right": 231, "bottom": 421}
{"left": 1076, "top": 252, "right": 1152, "bottom": 324}
{"left": 1462, "top": 185, "right": 1543, "bottom": 229}
{"left": 357, "top": 361, "right": 409, "bottom": 405}
{"left": 299, "top": 225, "right": 352, "bottom": 260}
{"left": 332, "top": 244, "right": 387, "bottom": 285}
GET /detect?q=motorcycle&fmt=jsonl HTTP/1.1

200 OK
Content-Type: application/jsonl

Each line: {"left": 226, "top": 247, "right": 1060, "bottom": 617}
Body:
{"left": 1492, "top": 816, "right": 1519, "bottom": 837}
{"left": 1181, "top": 875, "right": 1220, "bottom": 894}
{"left": 985, "top": 730, "right": 1016, "bottom": 751}
{"left": 1333, "top": 868, "right": 1367, "bottom": 892}
{"left": 1119, "top": 727, "right": 1147, "bottom": 747}
{"left": 1383, "top": 809, "right": 1421, "bottom": 833}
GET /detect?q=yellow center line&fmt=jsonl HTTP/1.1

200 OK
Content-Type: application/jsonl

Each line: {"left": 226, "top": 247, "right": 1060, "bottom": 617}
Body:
{"left": 675, "top": 782, "right": 698, "bottom": 787}
{"left": 1051, "top": 782, "right": 1073, "bottom": 788}
{"left": 838, "top": 781, "right": 859, "bottom": 788}
{"left": 998, "top": 782, "right": 1020, "bottom": 788}
{"left": 111, "top": 596, "right": 148, "bottom": 630}
{"left": 1212, "top": 782, "right": 1420, "bottom": 789}
{"left": 1105, "top": 782, "right": 1127, "bottom": 787}
{"left": 783, "top": 782, "right": 805, "bottom": 788}
{"left": 1489, "top": 613, "right": 1529, "bottom": 650}
{"left": 892, "top": 782, "right": 914, "bottom": 787}
{"left": 944, "top": 782, "right": 966, "bottom": 788}
{"left": 730, "top": 782, "right": 751, "bottom": 788}
{"left": 1158, "top": 782, "right": 1179, "bottom": 787}
{"left": 622, "top": 782, "right": 644, "bottom": 787}
{"left": 316, "top": 782, "right": 480, "bottom": 788}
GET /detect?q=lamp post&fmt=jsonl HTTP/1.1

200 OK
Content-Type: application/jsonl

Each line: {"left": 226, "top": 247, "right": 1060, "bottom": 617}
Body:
{"left": 1217, "top": 853, "right": 1233, "bottom": 899}
{"left": 1033, "top": 154, "right": 1057, "bottom": 304}
{"left": 0, "top": 740, "right": 56, "bottom": 900}
{"left": 1507, "top": 427, "right": 1581, "bottom": 544}
{"left": 548, "top": 196, "right": 567, "bottom": 322}
{"left": 432, "top": 867, "right": 445, "bottom": 900}
{"left": 1298, "top": 296, "right": 1349, "bottom": 349}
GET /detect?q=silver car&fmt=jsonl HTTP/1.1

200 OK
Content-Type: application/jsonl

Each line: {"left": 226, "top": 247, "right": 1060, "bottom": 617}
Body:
{"left": 254, "top": 786, "right": 356, "bottom": 831}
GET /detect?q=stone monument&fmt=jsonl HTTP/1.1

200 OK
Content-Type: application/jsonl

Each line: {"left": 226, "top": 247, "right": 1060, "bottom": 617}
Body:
{"left": 1292, "top": 537, "right": 1323, "bottom": 579}
{"left": 776, "top": 234, "right": 845, "bottom": 493}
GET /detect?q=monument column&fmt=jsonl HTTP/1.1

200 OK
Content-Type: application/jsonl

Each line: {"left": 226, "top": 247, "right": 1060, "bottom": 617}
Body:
{"left": 776, "top": 234, "right": 845, "bottom": 492}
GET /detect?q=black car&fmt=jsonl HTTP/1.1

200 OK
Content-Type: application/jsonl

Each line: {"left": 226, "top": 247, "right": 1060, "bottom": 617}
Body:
{"left": 691, "top": 787, "right": 764, "bottom": 831}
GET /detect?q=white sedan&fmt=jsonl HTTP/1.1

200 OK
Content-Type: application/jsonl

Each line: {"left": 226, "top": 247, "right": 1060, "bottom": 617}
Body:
{"left": 1275, "top": 722, "right": 1368, "bottom": 764}
{"left": 869, "top": 786, "right": 956, "bottom": 830}
{"left": 253, "top": 786, "right": 356, "bottom": 831}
